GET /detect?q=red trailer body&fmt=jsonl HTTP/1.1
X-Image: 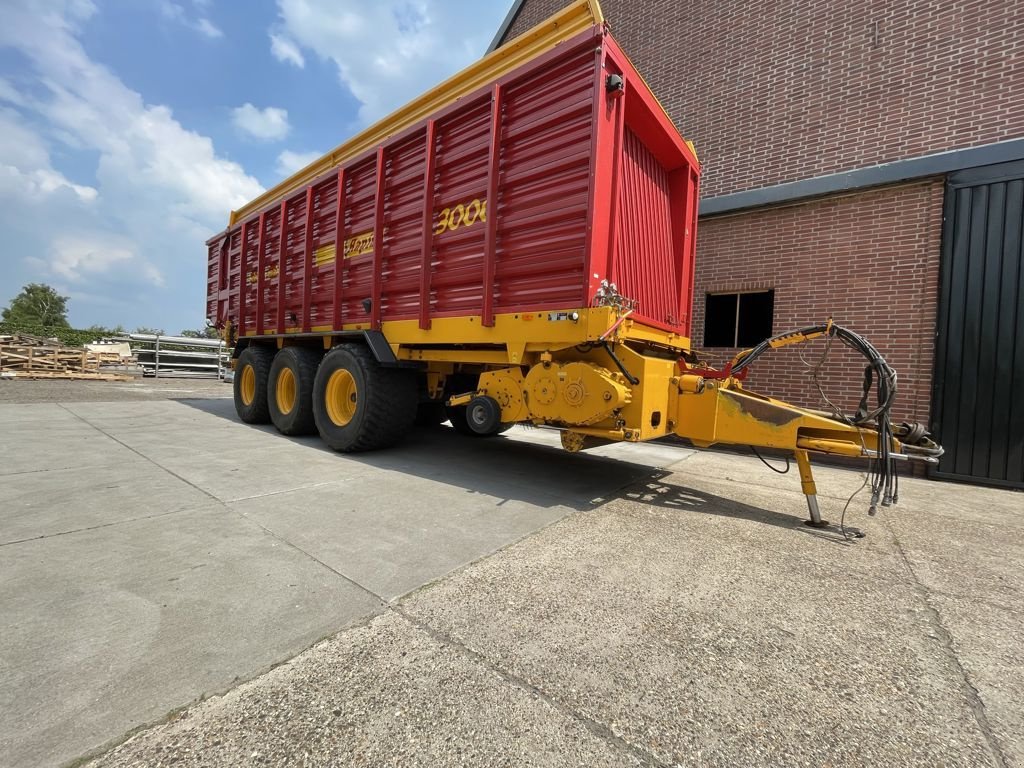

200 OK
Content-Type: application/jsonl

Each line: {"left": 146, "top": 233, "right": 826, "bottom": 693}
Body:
{"left": 206, "top": 23, "right": 699, "bottom": 342}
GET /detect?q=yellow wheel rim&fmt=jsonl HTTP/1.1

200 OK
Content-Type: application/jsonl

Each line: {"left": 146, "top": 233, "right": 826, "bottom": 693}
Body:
{"left": 240, "top": 365, "right": 256, "bottom": 406}
{"left": 325, "top": 369, "right": 358, "bottom": 427}
{"left": 276, "top": 367, "right": 296, "bottom": 415}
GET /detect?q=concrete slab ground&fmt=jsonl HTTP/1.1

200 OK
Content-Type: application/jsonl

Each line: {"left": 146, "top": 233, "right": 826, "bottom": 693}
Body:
{"left": 1, "top": 379, "right": 1021, "bottom": 767}
{"left": 86, "top": 453, "right": 1024, "bottom": 768}
{"left": 0, "top": 381, "right": 689, "bottom": 768}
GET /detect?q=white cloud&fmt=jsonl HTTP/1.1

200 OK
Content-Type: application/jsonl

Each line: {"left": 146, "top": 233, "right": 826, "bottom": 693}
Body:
{"left": 270, "top": 33, "right": 305, "bottom": 68}
{"left": 159, "top": 1, "right": 184, "bottom": 20}
{"left": 195, "top": 17, "right": 223, "bottom": 39}
{"left": 0, "top": 166, "right": 98, "bottom": 203}
{"left": 232, "top": 103, "right": 290, "bottom": 141}
{"left": 0, "top": 77, "right": 28, "bottom": 106}
{"left": 159, "top": 1, "right": 223, "bottom": 39}
{"left": 276, "top": 149, "right": 321, "bottom": 177}
{"left": 38, "top": 233, "right": 165, "bottom": 288}
{"left": 47, "top": 234, "right": 136, "bottom": 282}
{"left": 53, "top": 0, "right": 97, "bottom": 21}
{"left": 0, "top": 0, "right": 262, "bottom": 330}
{"left": 0, "top": 108, "right": 98, "bottom": 202}
{"left": 142, "top": 263, "right": 166, "bottom": 287}
{"left": 272, "top": 0, "right": 508, "bottom": 125}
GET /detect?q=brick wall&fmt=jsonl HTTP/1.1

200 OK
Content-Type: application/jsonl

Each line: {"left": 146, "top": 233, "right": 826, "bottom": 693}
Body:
{"left": 692, "top": 181, "right": 944, "bottom": 424}
{"left": 503, "top": 0, "right": 1024, "bottom": 198}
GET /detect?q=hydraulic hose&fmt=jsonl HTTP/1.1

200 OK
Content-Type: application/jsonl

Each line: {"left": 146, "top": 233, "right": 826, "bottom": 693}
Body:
{"left": 731, "top": 323, "right": 900, "bottom": 513}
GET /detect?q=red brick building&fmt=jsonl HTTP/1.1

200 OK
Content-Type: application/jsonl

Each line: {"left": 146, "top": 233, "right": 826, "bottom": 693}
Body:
{"left": 492, "top": 0, "right": 1024, "bottom": 488}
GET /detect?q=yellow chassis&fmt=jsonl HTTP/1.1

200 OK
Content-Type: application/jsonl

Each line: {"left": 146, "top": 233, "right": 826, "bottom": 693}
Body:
{"left": 248, "top": 305, "right": 928, "bottom": 525}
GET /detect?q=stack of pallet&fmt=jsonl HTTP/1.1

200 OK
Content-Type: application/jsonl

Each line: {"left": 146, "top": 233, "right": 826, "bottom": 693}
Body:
{"left": 0, "top": 333, "right": 132, "bottom": 381}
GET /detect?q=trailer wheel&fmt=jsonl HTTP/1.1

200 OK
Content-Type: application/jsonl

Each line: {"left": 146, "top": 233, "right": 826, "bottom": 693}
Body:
{"left": 268, "top": 347, "right": 321, "bottom": 435}
{"left": 234, "top": 345, "right": 274, "bottom": 424}
{"left": 313, "top": 344, "right": 417, "bottom": 452}
{"left": 445, "top": 404, "right": 514, "bottom": 437}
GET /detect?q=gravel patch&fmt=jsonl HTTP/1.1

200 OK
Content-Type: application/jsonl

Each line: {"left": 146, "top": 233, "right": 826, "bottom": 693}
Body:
{"left": 88, "top": 611, "right": 638, "bottom": 768}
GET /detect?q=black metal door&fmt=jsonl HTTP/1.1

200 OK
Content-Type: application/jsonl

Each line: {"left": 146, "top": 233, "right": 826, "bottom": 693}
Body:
{"left": 932, "top": 159, "right": 1024, "bottom": 488}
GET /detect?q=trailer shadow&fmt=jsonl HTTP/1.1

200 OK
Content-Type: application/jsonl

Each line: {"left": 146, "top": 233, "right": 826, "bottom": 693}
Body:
{"left": 616, "top": 477, "right": 854, "bottom": 544}
{"left": 179, "top": 397, "right": 671, "bottom": 511}
{"left": 178, "top": 397, "right": 847, "bottom": 540}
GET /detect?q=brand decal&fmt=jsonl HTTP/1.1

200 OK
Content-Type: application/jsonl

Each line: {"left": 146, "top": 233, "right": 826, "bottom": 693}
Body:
{"left": 434, "top": 197, "right": 487, "bottom": 236}
{"left": 343, "top": 231, "right": 374, "bottom": 259}
{"left": 246, "top": 265, "right": 280, "bottom": 285}
{"left": 308, "top": 231, "right": 374, "bottom": 268}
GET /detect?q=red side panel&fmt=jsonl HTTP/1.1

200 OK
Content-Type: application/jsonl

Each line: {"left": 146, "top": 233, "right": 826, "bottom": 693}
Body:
{"left": 493, "top": 44, "right": 597, "bottom": 313}
{"left": 615, "top": 128, "right": 682, "bottom": 328}
{"left": 338, "top": 156, "right": 378, "bottom": 323}
{"left": 259, "top": 205, "right": 282, "bottom": 333}
{"left": 431, "top": 96, "right": 492, "bottom": 317}
{"left": 601, "top": 34, "right": 701, "bottom": 338}
{"left": 208, "top": 25, "right": 700, "bottom": 339}
{"left": 380, "top": 132, "right": 428, "bottom": 320}
{"left": 307, "top": 172, "right": 340, "bottom": 330}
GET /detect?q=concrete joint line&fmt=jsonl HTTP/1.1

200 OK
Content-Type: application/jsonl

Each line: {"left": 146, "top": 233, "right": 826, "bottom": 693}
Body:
{"left": 56, "top": 404, "right": 389, "bottom": 608}
{"left": 391, "top": 605, "right": 669, "bottom": 768}
{"left": 887, "top": 524, "right": 1009, "bottom": 768}
{"left": 0, "top": 463, "right": 114, "bottom": 478}
{"left": 226, "top": 480, "right": 351, "bottom": 504}
{"left": 57, "top": 404, "right": 225, "bottom": 506}
{"left": 0, "top": 506, "right": 203, "bottom": 548}
{"left": 232, "top": 507, "right": 390, "bottom": 610}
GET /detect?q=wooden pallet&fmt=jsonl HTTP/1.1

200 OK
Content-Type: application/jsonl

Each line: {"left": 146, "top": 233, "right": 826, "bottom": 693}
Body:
{"left": 0, "top": 334, "right": 128, "bottom": 380}
{"left": 2, "top": 370, "right": 133, "bottom": 381}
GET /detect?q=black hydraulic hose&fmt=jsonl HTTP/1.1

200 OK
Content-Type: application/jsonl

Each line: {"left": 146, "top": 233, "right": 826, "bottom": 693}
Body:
{"left": 731, "top": 323, "right": 900, "bottom": 514}
{"left": 602, "top": 342, "right": 640, "bottom": 385}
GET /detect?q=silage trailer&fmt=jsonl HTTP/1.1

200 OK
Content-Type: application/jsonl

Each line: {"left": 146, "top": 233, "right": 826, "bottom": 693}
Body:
{"left": 205, "top": 0, "right": 941, "bottom": 525}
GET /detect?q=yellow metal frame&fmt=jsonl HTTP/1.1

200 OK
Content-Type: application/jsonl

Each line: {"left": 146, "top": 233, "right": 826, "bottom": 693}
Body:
{"left": 672, "top": 383, "right": 887, "bottom": 456}
{"left": 257, "top": 305, "right": 894, "bottom": 471}
{"left": 303, "top": 307, "right": 688, "bottom": 366}
{"left": 229, "top": 0, "right": 605, "bottom": 225}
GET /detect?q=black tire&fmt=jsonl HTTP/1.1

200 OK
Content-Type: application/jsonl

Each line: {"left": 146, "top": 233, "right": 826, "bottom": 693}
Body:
{"left": 415, "top": 401, "right": 448, "bottom": 427}
{"left": 465, "top": 396, "right": 501, "bottom": 435}
{"left": 268, "top": 346, "right": 321, "bottom": 435}
{"left": 313, "top": 344, "right": 417, "bottom": 452}
{"left": 445, "top": 403, "right": 514, "bottom": 437}
{"left": 234, "top": 345, "right": 274, "bottom": 424}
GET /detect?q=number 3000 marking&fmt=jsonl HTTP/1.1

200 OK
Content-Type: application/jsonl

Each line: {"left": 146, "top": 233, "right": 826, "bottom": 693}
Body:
{"left": 434, "top": 198, "right": 487, "bottom": 236}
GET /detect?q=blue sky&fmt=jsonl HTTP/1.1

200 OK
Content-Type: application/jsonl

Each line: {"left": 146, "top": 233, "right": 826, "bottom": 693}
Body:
{"left": 0, "top": 0, "right": 509, "bottom": 333}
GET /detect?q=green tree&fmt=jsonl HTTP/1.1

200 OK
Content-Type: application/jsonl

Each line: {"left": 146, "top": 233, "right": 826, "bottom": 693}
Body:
{"left": 1, "top": 283, "right": 70, "bottom": 327}
{"left": 134, "top": 326, "right": 165, "bottom": 336}
{"left": 84, "top": 324, "right": 125, "bottom": 337}
{"left": 180, "top": 327, "right": 219, "bottom": 339}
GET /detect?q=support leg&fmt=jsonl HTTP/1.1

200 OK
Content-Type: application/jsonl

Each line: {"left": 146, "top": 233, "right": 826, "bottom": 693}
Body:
{"left": 794, "top": 449, "right": 829, "bottom": 528}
